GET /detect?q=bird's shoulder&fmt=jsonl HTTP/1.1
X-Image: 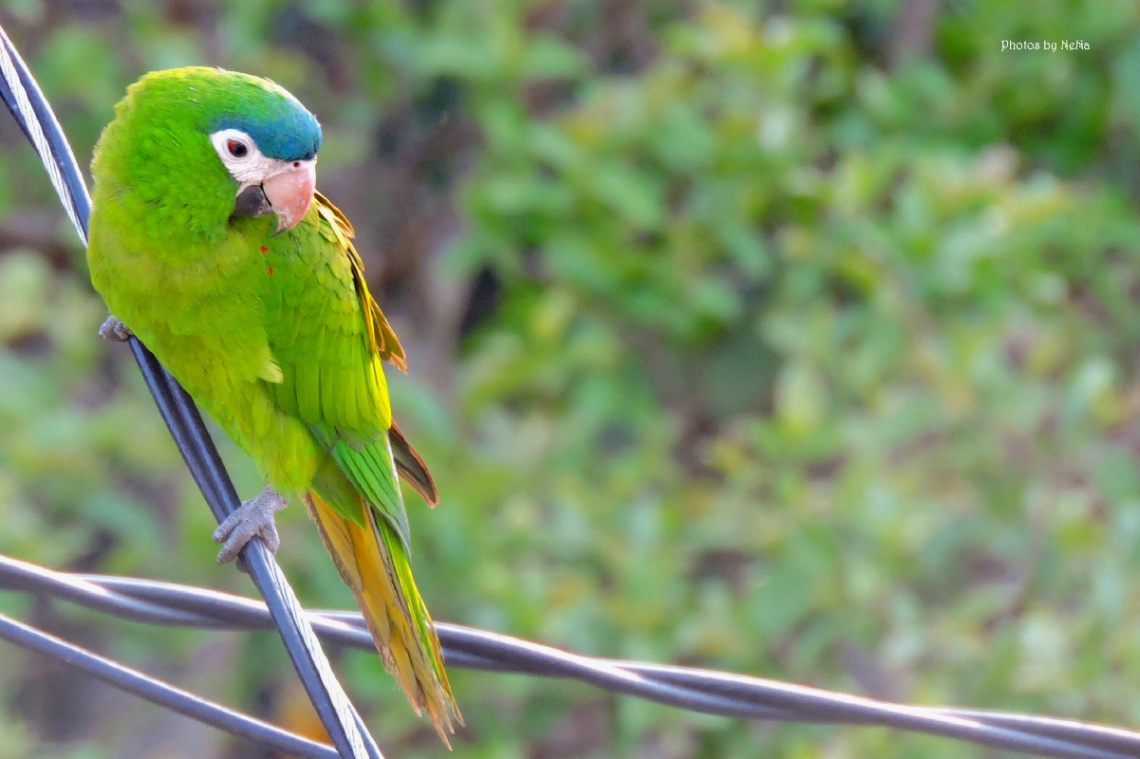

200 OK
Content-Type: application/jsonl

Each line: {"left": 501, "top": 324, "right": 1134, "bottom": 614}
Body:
{"left": 311, "top": 192, "right": 408, "bottom": 372}
{"left": 259, "top": 192, "right": 405, "bottom": 435}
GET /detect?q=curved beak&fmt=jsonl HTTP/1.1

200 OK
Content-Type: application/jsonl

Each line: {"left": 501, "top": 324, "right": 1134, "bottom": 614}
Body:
{"left": 261, "top": 159, "right": 317, "bottom": 233}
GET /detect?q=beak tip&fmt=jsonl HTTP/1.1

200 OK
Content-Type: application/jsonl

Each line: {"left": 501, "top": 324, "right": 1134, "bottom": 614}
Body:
{"left": 262, "top": 160, "right": 317, "bottom": 234}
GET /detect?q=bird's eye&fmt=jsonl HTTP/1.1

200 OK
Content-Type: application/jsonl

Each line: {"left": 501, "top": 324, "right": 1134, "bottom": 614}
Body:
{"left": 227, "top": 139, "right": 249, "bottom": 158}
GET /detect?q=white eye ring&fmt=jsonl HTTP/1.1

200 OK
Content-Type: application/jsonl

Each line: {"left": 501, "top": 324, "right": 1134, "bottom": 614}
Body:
{"left": 209, "top": 128, "right": 274, "bottom": 186}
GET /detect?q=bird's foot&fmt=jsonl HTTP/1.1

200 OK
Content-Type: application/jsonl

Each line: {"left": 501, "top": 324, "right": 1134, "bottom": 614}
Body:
{"left": 213, "top": 486, "right": 288, "bottom": 565}
{"left": 98, "top": 315, "right": 133, "bottom": 342}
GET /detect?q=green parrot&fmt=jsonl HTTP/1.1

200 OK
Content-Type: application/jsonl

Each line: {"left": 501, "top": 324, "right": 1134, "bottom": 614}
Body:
{"left": 85, "top": 67, "right": 461, "bottom": 742}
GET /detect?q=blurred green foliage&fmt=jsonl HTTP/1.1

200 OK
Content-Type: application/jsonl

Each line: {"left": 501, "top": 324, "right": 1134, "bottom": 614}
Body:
{"left": 2, "top": 1, "right": 1140, "bottom": 757}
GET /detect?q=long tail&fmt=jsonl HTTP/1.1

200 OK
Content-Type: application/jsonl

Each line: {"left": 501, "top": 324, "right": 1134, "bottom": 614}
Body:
{"left": 302, "top": 490, "right": 461, "bottom": 744}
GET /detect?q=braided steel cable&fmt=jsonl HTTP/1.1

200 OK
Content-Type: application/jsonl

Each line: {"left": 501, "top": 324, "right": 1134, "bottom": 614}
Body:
{"left": 1, "top": 554, "right": 1139, "bottom": 759}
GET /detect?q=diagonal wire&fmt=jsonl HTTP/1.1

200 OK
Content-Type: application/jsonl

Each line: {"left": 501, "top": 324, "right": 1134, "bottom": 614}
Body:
{"left": 0, "top": 22, "right": 380, "bottom": 759}
{"left": 2, "top": 554, "right": 1140, "bottom": 759}
{"left": 0, "top": 25, "right": 88, "bottom": 242}
{"left": 136, "top": 349, "right": 378, "bottom": 758}
{"left": 0, "top": 606, "right": 339, "bottom": 759}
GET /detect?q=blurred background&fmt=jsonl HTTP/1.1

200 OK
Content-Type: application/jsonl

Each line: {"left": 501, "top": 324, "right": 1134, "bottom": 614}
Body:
{"left": 1, "top": 0, "right": 1139, "bottom": 757}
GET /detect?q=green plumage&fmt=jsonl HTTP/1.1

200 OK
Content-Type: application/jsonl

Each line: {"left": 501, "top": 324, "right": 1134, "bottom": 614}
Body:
{"left": 86, "top": 67, "right": 459, "bottom": 739}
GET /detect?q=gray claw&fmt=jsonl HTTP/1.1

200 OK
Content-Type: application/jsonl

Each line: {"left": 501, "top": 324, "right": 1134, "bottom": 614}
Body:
{"left": 99, "top": 315, "right": 133, "bottom": 342}
{"left": 213, "top": 486, "right": 288, "bottom": 564}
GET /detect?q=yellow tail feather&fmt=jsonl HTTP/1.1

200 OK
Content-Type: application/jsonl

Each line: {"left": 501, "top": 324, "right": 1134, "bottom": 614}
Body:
{"left": 302, "top": 490, "right": 462, "bottom": 745}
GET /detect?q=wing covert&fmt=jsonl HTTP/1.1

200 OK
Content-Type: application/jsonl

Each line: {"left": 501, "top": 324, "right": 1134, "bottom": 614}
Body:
{"left": 262, "top": 193, "right": 399, "bottom": 440}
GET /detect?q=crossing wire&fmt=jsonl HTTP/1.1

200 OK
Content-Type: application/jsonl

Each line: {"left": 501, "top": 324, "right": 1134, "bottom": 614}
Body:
{"left": 0, "top": 554, "right": 1138, "bottom": 759}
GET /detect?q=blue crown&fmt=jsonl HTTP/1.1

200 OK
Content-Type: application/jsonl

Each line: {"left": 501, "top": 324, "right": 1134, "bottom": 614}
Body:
{"left": 212, "top": 94, "right": 322, "bottom": 162}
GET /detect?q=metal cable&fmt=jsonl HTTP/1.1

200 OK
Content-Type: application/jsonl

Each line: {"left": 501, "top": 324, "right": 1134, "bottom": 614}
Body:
{"left": 0, "top": 606, "right": 339, "bottom": 759}
{"left": 1, "top": 554, "right": 1139, "bottom": 759}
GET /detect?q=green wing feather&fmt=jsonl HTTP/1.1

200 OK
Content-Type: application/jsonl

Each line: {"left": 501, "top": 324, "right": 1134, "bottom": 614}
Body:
{"left": 260, "top": 192, "right": 459, "bottom": 736}
{"left": 262, "top": 193, "right": 410, "bottom": 530}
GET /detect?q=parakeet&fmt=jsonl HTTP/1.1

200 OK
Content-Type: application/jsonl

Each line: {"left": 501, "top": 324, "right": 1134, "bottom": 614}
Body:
{"left": 85, "top": 67, "right": 461, "bottom": 742}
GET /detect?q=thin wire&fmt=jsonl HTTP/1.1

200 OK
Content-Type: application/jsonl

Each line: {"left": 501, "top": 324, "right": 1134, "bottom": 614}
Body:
{"left": 155, "top": 358, "right": 379, "bottom": 758}
{"left": 0, "top": 26, "right": 87, "bottom": 242}
{"left": 3, "top": 555, "right": 1139, "bottom": 759}
{"left": 0, "top": 606, "right": 339, "bottom": 759}
{"left": 0, "top": 22, "right": 379, "bottom": 759}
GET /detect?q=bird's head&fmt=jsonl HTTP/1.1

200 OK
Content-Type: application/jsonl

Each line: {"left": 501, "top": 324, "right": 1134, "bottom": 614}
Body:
{"left": 94, "top": 67, "right": 322, "bottom": 237}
